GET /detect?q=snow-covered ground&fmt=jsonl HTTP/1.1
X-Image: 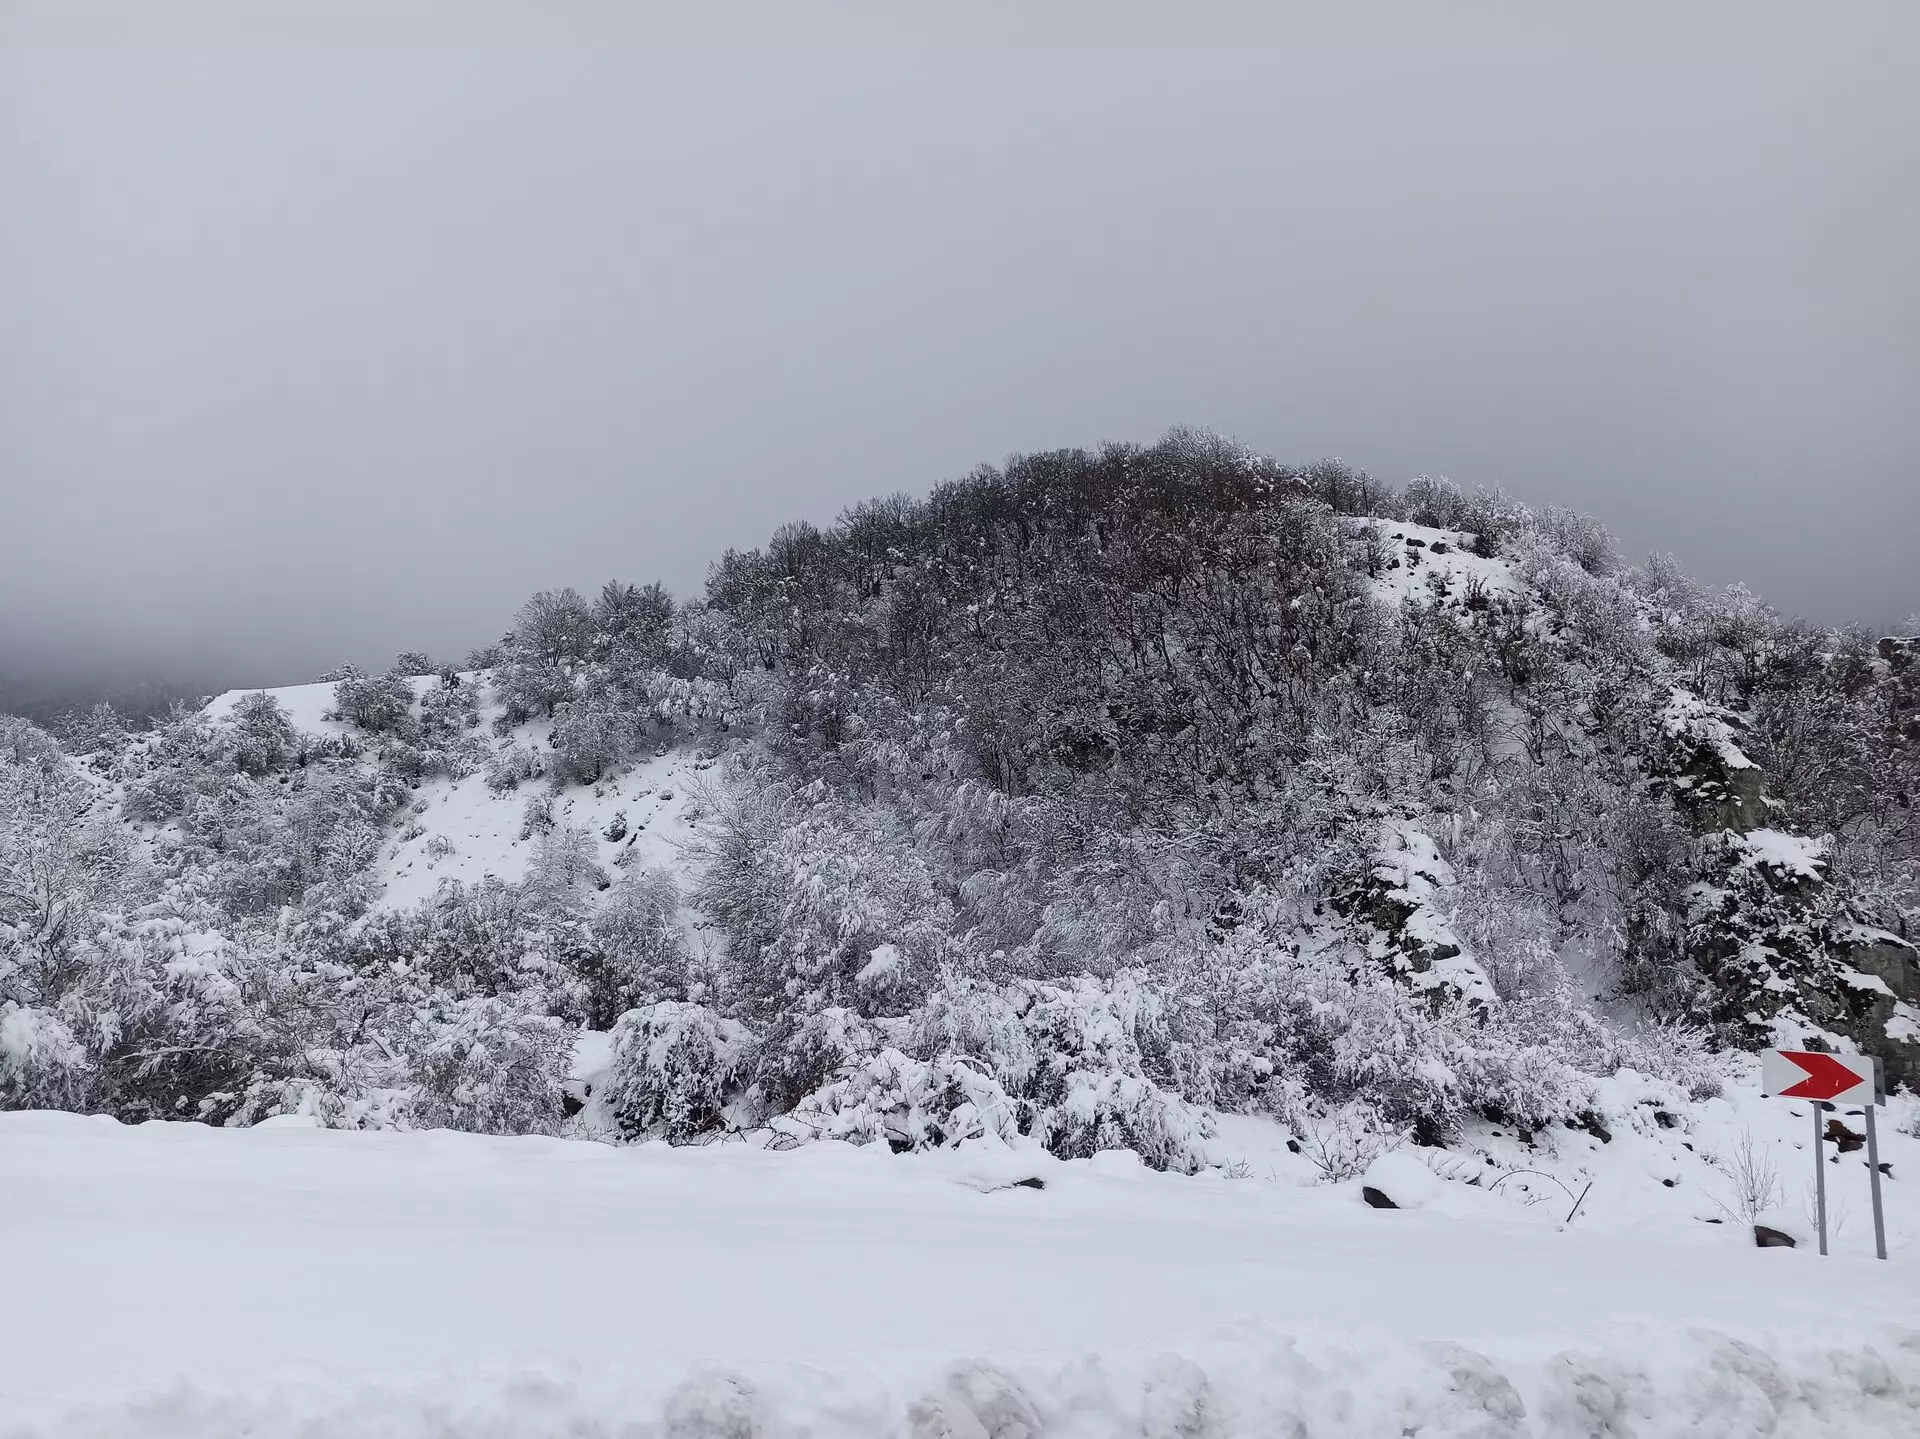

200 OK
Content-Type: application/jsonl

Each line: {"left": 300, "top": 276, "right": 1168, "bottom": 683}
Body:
{"left": 378, "top": 743, "right": 707, "bottom": 911}
{"left": 1364, "top": 519, "right": 1521, "bottom": 607}
{"left": 199, "top": 675, "right": 714, "bottom": 916}
{"left": 4, "top": 1097, "right": 1917, "bottom": 1437}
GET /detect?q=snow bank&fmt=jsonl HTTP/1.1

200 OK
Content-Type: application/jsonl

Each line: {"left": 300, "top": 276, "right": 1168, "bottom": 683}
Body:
{"left": 5, "top": 1107, "right": 1919, "bottom": 1433}
{"left": 11, "top": 1324, "right": 1920, "bottom": 1438}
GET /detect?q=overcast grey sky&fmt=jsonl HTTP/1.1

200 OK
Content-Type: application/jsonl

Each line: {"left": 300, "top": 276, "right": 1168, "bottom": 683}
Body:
{"left": 3, "top": 2, "right": 1916, "bottom": 700}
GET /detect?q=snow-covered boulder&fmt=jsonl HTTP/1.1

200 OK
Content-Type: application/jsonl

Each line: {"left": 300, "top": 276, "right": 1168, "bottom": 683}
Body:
{"left": 1751, "top": 1206, "right": 1811, "bottom": 1249}
{"left": 1359, "top": 1148, "right": 1443, "bottom": 1210}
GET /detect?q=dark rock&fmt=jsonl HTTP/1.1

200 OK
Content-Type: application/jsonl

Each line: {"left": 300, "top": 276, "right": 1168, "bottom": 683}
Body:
{"left": 1662, "top": 1178, "right": 1677, "bottom": 1188}
{"left": 1754, "top": 1225, "right": 1797, "bottom": 1248}
{"left": 1286, "top": 1138, "right": 1302, "bottom": 1154}
{"left": 1654, "top": 1110, "right": 1679, "bottom": 1129}
{"left": 1835, "top": 931, "right": 1920, "bottom": 1091}
{"left": 1011, "top": 1176, "right": 1046, "bottom": 1190}
{"left": 1361, "top": 1186, "right": 1398, "bottom": 1209}
{"left": 1825, "top": 1118, "right": 1866, "bottom": 1154}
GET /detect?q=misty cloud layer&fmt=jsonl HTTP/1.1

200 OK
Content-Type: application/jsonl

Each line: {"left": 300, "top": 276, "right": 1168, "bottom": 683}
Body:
{"left": 4, "top": 2, "right": 1916, "bottom": 705}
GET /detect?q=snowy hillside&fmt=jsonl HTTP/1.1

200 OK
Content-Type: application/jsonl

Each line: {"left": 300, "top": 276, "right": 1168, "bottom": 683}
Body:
{"left": 8, "top": 435, "right": 1920, "bottom": 1429}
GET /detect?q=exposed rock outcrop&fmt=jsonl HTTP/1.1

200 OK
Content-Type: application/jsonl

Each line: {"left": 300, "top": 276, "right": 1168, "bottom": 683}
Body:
{"left": 1333, "top": 820, "right": 1496, "bottom": 1015}
{"left": 1661, "top": 686, "right": 1920, "bottom": 1087}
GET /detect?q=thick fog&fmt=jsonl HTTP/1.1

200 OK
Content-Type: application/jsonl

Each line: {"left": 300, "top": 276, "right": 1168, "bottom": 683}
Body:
{"left": 3, "top": 2, "right": 1916, "bottom": 707}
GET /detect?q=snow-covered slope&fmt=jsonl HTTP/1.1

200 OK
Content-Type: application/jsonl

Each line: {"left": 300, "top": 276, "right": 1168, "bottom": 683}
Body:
{"left": 202, "top": 675, "right": 436, "bottom": 737}
{"left": 377, "top": 744, "right": 707, "bottom": 911}
{"left": 1364, "top": 518, "right": 1521, "bottom": 606}
{"left": 199, "top": 675, "right": 714, "bottom": 915}
{"left": 2, "top": 1107, "right": 1917, "bottom": 1437}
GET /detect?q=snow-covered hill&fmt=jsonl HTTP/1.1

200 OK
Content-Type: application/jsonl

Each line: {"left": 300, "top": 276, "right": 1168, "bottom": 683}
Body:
{"left": 9, "top": 436, "right": 1920, "bottom": 1430}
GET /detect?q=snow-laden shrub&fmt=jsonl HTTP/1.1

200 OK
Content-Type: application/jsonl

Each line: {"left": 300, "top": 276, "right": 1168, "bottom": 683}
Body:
{"left": 56, "top": 701, "right": 129, "bottom": 757}
{"left": 1169, "top": 922, "right": 1608, "bottom": 1143}
{"left": 755, "top": 1005, "right": 884, "bottom": 1114}
{"left": 1018, "top": 973, "right": 1176, "bottom": 1086}
{"left": 2, "top": 718, "right": 129, "bottom": 974}
{"left": 1292, "top": 1100, "right": 1402, "bottom": 1182}
{"left": 1899, "top": 1094, "right": 1920, "bottom": 1142}
{"left": 575, "top": 868, "right": 689, "bottom": 1028}
{"left": 1526, "top": 503, "right": 1619, "bottom": 577}
{"left": 405, "top": 995, "right": 571, "bottom": 1135}
{"left": 418, "top": 674, "right": 480, "bottom": 740}
{"left": 598, "top": 1000, "right": 758, "bottom": 1142}
{"left": 485, "top": 744, "right": 543, "bottom": 794}
{"left": 225, "top": 691, "right": 297, "bottom": 776}
{"left": 221, "top": 1063, "right": 416, "bottom": 1132}
{"left": 0, "top": 1002, "right": 89, "bottom": 1108}
{"left": 910, "top": 976, "right": 1037, "bottom": 1087}
{"left": 71, "top": 913, "right": 265, "bottom": 1121}
{"left": 694, "top": 769, "right": 952, "bottom": 1023}
{"left": 523, "top": 825, "right": 603, "bottom": 915}
{"left": 550, "top": 697, "right": 632, "bottom": 785}
{"left": 1031, "top": 1069, "right": 1213, "bottom": 1173}
{"left": 210, "top": 936, "right": 569, "bottom": 1134}
{"left": 330, "top": 667, "right": 416, "bottom": 735}
{"left": 1505, "top": 529, "right": 1644, "bottom": 668}
{"left": 376, "top": 739, "right": 441, "bottom": 785}
{"left": 121, "top": 764, "right": 191, "bottom": 824}
{"left": 519, "top": 793, "right": 555, "bottom": 840}
{"left": 786, "top": 1047, "right": 1022, "bottom": 1151}
{"left": 785, "top": 971, "right": 1219, "bottom": 1172}
{"left": 1399, "top": 474, "right": 1524, "bottom": 551}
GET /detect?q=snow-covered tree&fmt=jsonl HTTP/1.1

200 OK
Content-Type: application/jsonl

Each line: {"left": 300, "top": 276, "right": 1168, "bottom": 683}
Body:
{"left": 597, "top": 1000, "right": 757, "bottom": 1141}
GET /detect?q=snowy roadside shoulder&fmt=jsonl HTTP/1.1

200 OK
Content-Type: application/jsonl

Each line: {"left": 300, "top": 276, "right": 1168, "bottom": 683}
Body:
{"left": 9, "top": 1324, "right": 1920, "bottom": 1439}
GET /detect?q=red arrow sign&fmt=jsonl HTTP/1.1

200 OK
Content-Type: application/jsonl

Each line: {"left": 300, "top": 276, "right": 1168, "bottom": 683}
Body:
{"left": 1772, "top": 1050, "right": 1871, "bottom": 1102}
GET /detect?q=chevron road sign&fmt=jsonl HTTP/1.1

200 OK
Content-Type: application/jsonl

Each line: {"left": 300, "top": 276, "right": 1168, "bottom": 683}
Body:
{"left": 1761, "top": 1049, "right": 1876, "bottom": 1104}
{"left": 1761, "top": 1049, "right": 1886, "bottom": 1261}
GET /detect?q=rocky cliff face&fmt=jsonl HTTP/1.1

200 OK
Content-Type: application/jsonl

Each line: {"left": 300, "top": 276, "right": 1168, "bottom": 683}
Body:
{"left": 1662, "top": 683, "right": 1920, "bottom": 1087}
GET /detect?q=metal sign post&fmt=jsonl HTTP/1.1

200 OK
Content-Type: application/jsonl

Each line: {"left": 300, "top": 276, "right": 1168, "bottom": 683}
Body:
{"left": 1760, "top": 1048, "right": 1885, "bottom": 1259}
{"left": 1812, "top": 1102, "right": 1828, "bottom": 1255}
{"left": 1864, "top": 1058, "right": 1888, "bottom": 1262}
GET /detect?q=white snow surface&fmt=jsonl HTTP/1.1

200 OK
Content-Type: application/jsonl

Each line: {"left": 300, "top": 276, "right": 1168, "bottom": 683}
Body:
{"left": 1735, "top": 827, "right": 1832, "bottom": 883}
{"left": 5, "top": 1088, "right": 1920, "bottom": 1437}
{"left": 380, "top": 743, "right": 707, "bottom": 911}
{"left": 1365, "top": 519, "right": 1521, "bottom": 607}
{"left": 199, "top": 675, "right": 714, "bottom": 915}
